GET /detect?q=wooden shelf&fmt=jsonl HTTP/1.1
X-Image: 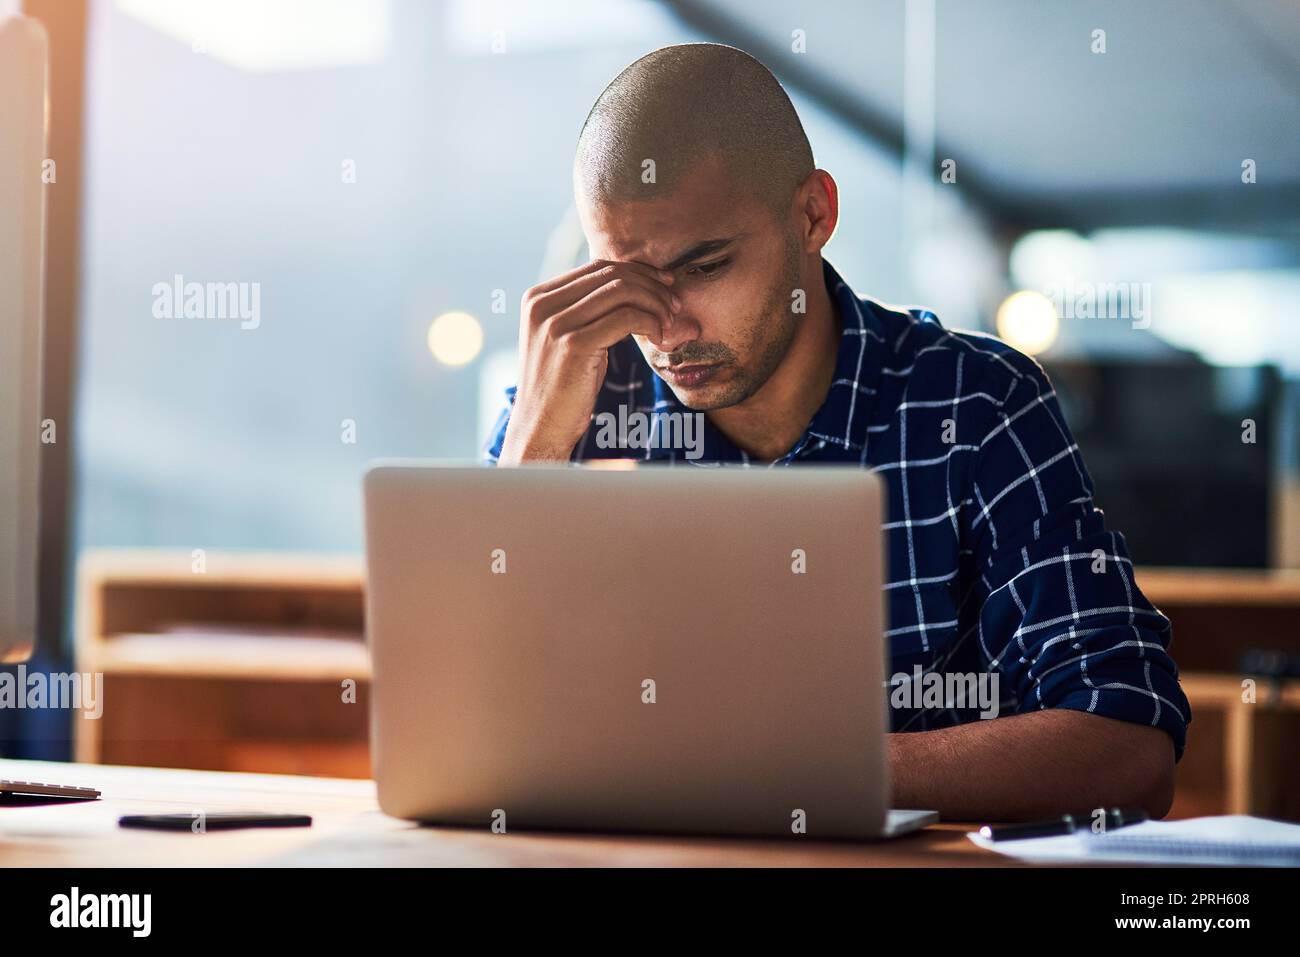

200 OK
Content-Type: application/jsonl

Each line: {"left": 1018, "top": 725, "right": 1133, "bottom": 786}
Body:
{"left": 1137, "top": 567, "right": 1300, "bottom": 607}
{"left": 87, "top": 632, "right": 370, "bottom": 681}
{"left": 75, "top": 549, "right": 370, "bottom": 777}
{"left": 1180, "top": 672, "right": 1300, "bottom": 709}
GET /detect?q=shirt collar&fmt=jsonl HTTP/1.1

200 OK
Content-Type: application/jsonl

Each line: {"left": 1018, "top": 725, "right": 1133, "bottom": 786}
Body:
{"left": 646, "top": 257, "right": 881, "bottom": 463}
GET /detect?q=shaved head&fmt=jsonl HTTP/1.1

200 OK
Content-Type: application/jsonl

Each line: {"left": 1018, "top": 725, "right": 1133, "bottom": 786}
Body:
{"left": 574, "top": 43, "right": 815, "bottom": 213}
{"left": 569, "top": 43, "right": 839, "bottom": 423}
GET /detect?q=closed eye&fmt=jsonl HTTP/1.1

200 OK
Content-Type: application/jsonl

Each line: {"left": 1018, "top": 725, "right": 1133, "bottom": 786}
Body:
{"left": 685, "top": 258, "right": 729, "bottom": 279}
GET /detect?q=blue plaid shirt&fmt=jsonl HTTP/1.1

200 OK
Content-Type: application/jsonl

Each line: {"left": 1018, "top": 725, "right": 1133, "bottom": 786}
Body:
{"left": 485, "top": 258, "right": 1192, "bottom": 760}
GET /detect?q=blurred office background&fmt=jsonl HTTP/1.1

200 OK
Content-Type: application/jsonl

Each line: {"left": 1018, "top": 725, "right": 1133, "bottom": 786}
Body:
{"left": 60, "top": 0, "right": 1299, "bottom": 570}
{"left": 4, "top": 1, "right": 1299, "bottom": 788}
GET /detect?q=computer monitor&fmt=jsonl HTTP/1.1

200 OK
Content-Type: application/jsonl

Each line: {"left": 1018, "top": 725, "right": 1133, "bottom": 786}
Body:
{"left": 0, "top": 14, "right": 49, "bottom": 664}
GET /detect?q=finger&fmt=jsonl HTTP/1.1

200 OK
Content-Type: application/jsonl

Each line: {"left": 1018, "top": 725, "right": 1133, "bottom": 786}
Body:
{"left": 532, "top": 260, "right": 676, "bottom": 319}
{"left": 564, "top": 305, "right": 666, "bottom": 353}
{"left": 530, "top": 258, "right": 673, "bottom": 298}
{"left": 527, "top": 258, "right": 615, "bottom": 298}
{"left": 549, "top": 275, "right": 676, "bottom": 336}
{"left": 584, "top": 257, "right": 675, "bottom": 286}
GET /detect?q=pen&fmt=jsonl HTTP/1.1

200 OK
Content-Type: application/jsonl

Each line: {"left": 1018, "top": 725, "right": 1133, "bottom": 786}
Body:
{"left": 978, "top": 807, "right": 1149, "bottom": 842}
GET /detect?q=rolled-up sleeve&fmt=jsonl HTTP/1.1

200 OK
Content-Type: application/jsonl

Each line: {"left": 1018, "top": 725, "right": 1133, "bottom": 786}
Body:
{"left": 968, "top": 353, "right": 1192, "bottom": 761}
{"left": 481, "top": 386, "right": 517, "bottom": 466}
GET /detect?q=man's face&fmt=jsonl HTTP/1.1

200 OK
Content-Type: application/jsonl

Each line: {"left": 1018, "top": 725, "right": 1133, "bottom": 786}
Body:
{"left": 577, "top": 155, "right": 803, "bottom": 411}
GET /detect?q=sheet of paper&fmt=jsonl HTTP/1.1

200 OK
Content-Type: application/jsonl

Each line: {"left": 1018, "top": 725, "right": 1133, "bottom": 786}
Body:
{"left": 968, "top": 815, "right": 1300, "bottom": 866}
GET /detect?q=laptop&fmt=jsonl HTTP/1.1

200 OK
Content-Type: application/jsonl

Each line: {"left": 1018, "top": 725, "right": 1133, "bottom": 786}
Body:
{"left": 363, "top": 463, "right": 937, "bottom": 840}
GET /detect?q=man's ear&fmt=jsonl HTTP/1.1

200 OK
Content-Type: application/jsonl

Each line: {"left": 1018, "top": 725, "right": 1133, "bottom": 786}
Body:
{"left": 797, "top": 169, "right": 839, "bottom": 254}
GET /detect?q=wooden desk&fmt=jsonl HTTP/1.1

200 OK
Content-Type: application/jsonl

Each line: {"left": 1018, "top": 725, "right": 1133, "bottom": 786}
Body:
{"left": 72, "top": 551, "right": 1300, "bottom": 824}
{"left": 1, "top": 760, "right": 1016, "bottom": 868}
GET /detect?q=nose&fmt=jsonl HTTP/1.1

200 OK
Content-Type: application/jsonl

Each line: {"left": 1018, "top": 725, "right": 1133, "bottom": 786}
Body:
{"left": 654, "top": 308, "right": 700, "bottom": 355}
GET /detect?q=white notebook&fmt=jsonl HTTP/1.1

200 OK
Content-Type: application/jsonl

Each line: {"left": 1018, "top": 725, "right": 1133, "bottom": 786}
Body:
{"left": 968, "top": 815, "right": 1300, "bottom": 866}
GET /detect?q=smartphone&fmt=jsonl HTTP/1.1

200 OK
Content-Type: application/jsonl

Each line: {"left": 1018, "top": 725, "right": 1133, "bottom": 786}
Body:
{"left": 118, "top": 812, "right": 312, "bottom": 831}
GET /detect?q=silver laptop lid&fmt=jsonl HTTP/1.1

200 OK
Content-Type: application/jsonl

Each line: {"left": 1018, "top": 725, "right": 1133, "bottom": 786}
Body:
{"left": 364, "top": 464, "right": 889, "bottom": 839}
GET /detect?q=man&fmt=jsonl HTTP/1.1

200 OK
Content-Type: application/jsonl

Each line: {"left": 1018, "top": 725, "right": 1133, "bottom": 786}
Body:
{"left": 485, "top": 43, "right": 1190, "bottom": 821}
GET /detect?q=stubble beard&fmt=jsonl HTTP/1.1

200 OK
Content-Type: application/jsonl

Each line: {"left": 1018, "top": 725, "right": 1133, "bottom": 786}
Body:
{"left": 674, "top": 236, "right": 805, "bottom": 411}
